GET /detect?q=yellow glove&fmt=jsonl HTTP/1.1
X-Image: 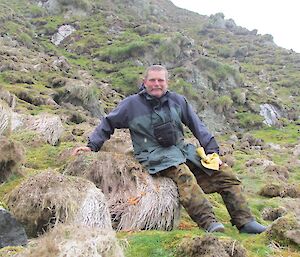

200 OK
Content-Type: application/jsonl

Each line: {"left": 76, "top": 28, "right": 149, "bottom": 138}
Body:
{"left": 196, "top": 147, "right": 220, "bottom": 171}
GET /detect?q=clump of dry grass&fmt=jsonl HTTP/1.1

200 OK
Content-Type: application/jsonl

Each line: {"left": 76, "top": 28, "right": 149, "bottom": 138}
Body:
{"left": 7, "top": 170, "right": 112, "bottom": 237}
{"left": 0, "top": 104, "right": 10, "bottom": 136}
{"left": 0, "top": 136, "right": 24, "bottom": 183}
{"left": 18, "top": 224, "right": 124, "bottom": 257}
{"left": 176, "top": 235, "right": 247, "bottom": 257}
{"left": 64, "top": 151, "right": 181, "bottom": 231}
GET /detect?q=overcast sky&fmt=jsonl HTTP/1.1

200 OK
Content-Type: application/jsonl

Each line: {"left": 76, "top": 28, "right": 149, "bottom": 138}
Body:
{"left": 171, "top": 0, "right": 300, "bottom": 53}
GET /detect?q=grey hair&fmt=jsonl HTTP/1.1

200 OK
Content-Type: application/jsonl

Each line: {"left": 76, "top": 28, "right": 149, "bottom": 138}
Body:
{"left": 144, "top": 65, "right": 169, "bottom": 80}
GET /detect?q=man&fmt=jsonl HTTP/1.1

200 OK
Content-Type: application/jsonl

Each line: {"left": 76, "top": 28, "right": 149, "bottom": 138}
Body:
{"left": 73, "top": 65, "right": 266, "bottom": 234}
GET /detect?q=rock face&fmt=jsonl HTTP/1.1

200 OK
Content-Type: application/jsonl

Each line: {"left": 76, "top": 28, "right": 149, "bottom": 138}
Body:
{"left": 259, "top": 103, "right": 282, "bottom": 126}
{"left": 51, "top": 25, "right": 76, "bottom": 46}
{"left": 0, "top": 207, "right": 28, "bottom": 248}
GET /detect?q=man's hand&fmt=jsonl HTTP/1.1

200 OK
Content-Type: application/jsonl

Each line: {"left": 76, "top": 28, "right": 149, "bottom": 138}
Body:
{"left": 72, "top": 146, "right": 92, "bottom": 156}
{"left": 219, "top": 158, "right": 223, "bottom": 166}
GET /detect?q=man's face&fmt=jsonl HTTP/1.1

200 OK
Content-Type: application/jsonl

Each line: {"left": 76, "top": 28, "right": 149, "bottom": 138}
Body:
{"left": 144, "top": 70, "right": 168, "bottom": 98}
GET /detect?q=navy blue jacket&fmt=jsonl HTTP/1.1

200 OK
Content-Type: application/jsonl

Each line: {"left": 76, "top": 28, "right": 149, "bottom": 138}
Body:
{"left": 88, "top": 90, "right": 219, "bottom": 174}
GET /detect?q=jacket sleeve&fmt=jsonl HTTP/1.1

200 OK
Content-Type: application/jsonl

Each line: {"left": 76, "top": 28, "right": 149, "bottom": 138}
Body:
{"left": 180, "top": 97, "right": 219, "bottom": 154}
{"left": 87, "top": 98, "right": 129, "bottom": 152}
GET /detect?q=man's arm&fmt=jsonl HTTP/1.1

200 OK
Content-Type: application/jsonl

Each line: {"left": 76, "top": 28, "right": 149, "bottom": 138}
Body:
{"left": 180, "top": 97, "right": 219, "bottom": 154}
{"left": 73, "top": 98, "right": 130, "bottom": 155}
{"left": 87, "top": 98, "right": 130, "bottom": 152}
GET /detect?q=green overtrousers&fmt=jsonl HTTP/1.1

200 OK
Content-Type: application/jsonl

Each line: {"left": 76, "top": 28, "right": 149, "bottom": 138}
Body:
{"left": 159, "top": 162, "right": 253, "bottom": 230}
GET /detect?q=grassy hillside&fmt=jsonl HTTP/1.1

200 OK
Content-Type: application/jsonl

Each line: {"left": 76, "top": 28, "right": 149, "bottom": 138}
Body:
{"left": 0, "top": 0, "right": 299, "bottom": 256}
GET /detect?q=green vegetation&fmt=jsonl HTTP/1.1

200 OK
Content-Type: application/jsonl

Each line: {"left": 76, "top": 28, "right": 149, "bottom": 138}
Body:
{"left": 120, "top": 230, "right": 184, "bottom": 257}
{"left": 110, "top": 65, "right": 145, "bottom": 95}
{"left": 213, "top": 95, "right": 233, "bottom": 113}
{"left": 0, "top": 1, "right": 299, "bottom": 256}
{"left": 169, "top": 78, "right": 198, "bottom": 100}
{"left": 195, "top": 56, "right": 242, "bottom": 86}
{"left": 236, "top": 112, "right": 264, "bottom": 128}
{"left": 251, "top": 124, "right": 299, "bottom": 144}
{"left": 98, "top": 40, "right": 149, "bottom": 63}
{"left": 10, "top": 131, "right": 74, "bottom": 170}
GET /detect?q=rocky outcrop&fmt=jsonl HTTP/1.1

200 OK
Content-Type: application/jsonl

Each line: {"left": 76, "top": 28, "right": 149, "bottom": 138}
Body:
{"left": 0, "top": 207, "right": 28, "bottom": 248}
{"left": 259, "top": 103, "right": 282, "bottom": 126}
{"left": 51, "top": 25, "right": 76, "bottom": 46}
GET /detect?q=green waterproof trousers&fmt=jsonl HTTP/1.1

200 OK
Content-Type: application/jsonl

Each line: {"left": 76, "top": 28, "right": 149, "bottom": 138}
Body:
{"left": 159, "top": 162, "right": 253, "bottom": 230}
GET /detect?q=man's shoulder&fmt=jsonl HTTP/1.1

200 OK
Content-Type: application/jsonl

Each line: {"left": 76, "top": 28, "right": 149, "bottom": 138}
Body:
{"left": 167, "top": 91, "right": 186, "bottom": 102}
{"left": 122, "top": 93, "right": 143, "bottom": 103}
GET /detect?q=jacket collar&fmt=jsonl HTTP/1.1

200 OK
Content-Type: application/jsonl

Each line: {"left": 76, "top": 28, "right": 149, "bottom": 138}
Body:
{"left": 139, "top": 90, "right": 170, "bottom": 104}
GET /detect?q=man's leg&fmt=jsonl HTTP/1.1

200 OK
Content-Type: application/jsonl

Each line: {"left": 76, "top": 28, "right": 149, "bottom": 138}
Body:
{"left": 187, "top": 162, "right": 253, "bottom": 229}
{"left": 159, "top": 163, "right": 223, "bottom": 231}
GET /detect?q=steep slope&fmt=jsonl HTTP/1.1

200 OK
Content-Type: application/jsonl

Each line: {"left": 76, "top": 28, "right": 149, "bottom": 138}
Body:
{"left": 0, "top": 0, "right": 299, "bottom": 256}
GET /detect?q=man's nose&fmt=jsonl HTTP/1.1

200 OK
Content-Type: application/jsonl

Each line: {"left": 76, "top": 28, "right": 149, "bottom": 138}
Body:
{"left": 153, "top": 79, "right": 160, "bottom": 85}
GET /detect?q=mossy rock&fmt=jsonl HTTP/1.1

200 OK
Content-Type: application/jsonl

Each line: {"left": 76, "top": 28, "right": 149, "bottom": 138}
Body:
{"left": 266, "top": 214, "right": 300, "bottom": 248}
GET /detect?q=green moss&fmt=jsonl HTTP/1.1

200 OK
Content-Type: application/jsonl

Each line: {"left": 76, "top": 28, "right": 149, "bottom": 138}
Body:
{"left": 241, "top": 234, "right": 272, "bottom": 257}
{"left": 169, "top": 78, "right": 198, "bottom": 100}
{"left": 119, "top": 230, "right": 201, "bottom": 257}
{"left": 217, "top": 46, "right": 233, "bottom": 58}
{"left": 0, "top": 174, "right": 24, "bottom": 200}
{"left": 195, "top": 56, "right": 242, "bottom": 85}
{"left": 251, "top": 124, "right": 299, "bottom": 144}
{"left": 145, "top": 34, "right": 164, "bottom": 44}
{"left": 2, "top": 71, "right": 35, "bottom": 85}
{"left": 213, "top": 95, "right": 233, "bottom": 113}
{"left": 35, "top": 15, "right": 65, "bottom": 35}
{"left": 11, "top": 131, "right": 74, "bottom": 170}
{"left": 95, "top": 40, "right": 149, "bottom": 63}
{"left": 59, "top": 0, "right": 92, "bottom": 10}
{"left": 266, "top": 214, "right": 300, "bottom": 249}
{"left": 110, "top": 65, "right": 144, "bottom": 95}
{"left": 25, "top": 142, "right": 74, "bottom": 170}
{"left": 235, "top": 112, "right": 264, "bottom": 129}
{"left": 19, "top": 32, "right": 33, "bottom": 47}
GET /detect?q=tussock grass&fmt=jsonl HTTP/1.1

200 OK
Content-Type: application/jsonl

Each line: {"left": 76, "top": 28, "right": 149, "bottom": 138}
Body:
{"left": 6, "top": 171, "right": 112, "bottom": 237}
